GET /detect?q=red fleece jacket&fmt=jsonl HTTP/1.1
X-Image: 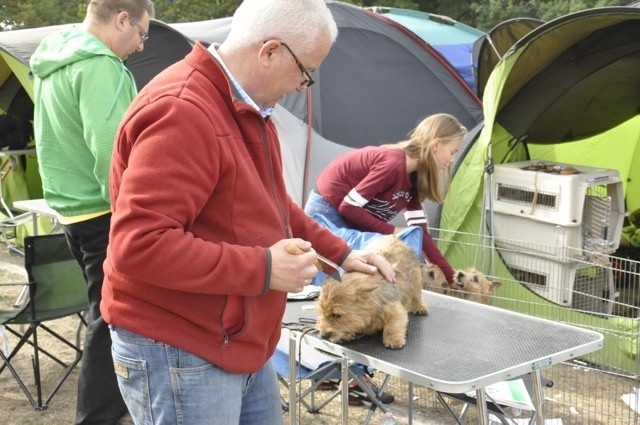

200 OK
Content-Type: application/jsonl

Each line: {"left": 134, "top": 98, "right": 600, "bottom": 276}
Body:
{"left": 101, "top": 43, "right": 348, "bottom": 373}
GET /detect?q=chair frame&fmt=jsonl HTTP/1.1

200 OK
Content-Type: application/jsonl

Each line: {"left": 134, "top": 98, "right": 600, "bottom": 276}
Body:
{"left": 0, "top": 233, "right": 88, "bottom": 410}
{"left": 276, "top": 331, "right": 392, "bottom": 425}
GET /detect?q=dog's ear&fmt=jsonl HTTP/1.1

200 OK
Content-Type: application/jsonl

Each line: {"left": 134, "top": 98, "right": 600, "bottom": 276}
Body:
{"left": 319, "top": 277, "right": 339, "bottom": 295}
{"left": 356, "top": 282, "right": 379, "bottom": 295}
{"left": 489, "top": 281, "right": 502, "bottom": 292}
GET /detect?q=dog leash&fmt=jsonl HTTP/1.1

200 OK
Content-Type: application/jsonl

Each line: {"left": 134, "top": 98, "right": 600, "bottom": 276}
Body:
{"left": 282, "top": 317, "right": 317, "bottom": 332}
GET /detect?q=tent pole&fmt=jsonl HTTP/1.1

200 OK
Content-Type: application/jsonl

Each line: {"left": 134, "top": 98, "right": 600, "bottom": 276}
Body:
{"left": 301, "top": 89, "right": 314, "bottom": 207}
{"left": 480, "top": 143, "right": 495, "bottom": 275}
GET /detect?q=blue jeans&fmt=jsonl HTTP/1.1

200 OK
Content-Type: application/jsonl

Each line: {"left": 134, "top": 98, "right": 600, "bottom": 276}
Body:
{"left": 110, "top": 326, "right": 283, "bottom": 425}
{"left": 304, "top": 190, "right": 350, "bottom": 285}
{"left": 303, "top": 190, "right": 348, "bottom": 229}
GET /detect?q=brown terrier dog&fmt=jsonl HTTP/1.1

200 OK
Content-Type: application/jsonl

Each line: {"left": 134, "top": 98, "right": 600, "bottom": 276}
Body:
{"left": 451, "top": 267, "right": 501, "bottom": 304}
{"left": 422, "top": 263, "right": 449, "bottom": 293}
{"left": 315, "top": 235, "right": 429, "bottom": 349}
{"left": 423, "top": 265, "right": 501, "bottom": 305}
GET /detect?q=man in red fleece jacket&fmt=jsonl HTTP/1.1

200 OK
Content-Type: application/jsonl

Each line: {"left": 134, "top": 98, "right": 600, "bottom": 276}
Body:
{"left": 100, "top": 0, "right": 394, "bottom": 424}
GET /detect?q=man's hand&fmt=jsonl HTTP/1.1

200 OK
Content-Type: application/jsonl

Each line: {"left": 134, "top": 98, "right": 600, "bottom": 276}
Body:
{"left": 269, "top": 239, "right": 319, "bottom": 293}
{"left": 341, "top": 250, "right": 396, "bottom": 283}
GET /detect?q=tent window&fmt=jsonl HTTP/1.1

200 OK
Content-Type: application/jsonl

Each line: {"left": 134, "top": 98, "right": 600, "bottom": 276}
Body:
{"left": 496, "top": 184, "right": 556, "bottom": 209}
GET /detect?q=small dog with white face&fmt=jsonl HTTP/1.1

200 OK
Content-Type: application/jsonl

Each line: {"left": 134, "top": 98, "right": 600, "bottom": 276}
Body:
{"left": 423, "top": 264, "right": 501, "bottom": 305}
{"left": 450, "top": 267, "right": 501, "bottom": 304}
{"left": 315, "top": 235, "right": 429, "bottom": 349}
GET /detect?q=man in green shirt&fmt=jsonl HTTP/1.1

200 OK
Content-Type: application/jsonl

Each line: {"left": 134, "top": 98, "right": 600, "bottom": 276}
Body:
{"left": 30, "top": 1, "right": 154, "bottom": 423}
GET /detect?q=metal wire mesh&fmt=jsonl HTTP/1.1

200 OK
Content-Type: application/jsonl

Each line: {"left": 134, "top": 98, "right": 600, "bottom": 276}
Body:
{"left": 414, "top": 227, "right": 640, "bottom": 424}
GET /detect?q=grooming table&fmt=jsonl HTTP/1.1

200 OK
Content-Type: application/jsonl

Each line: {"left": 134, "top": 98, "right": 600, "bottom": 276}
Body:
{"left": 282, "top": 290, "right": 603, "bottom": 425}
{"left": 13, "top": 198, "right": 57, "bottom": 236}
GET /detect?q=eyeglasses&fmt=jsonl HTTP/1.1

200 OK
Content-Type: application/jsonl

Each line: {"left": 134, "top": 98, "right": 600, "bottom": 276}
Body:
{"left": 129, "top": 18, "right": 149, "bottom": 43}
{"left": 280, "top": 42, "right": 315, "bottom": 88}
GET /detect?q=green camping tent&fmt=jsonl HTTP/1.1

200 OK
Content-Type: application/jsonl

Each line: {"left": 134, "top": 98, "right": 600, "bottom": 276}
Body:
{"left": 0, "top": 26, "right": 63, "bottom": 237}
{"left": 440, "top": 7, "right": 640, "bottom": 375}
{"left": 472, "top": 17, "right": 544, "bottom": 99}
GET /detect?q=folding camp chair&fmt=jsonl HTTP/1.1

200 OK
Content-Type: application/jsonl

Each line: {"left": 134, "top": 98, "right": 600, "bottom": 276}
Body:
{"left": 0, "top": 233, "right": 89, "bottom": 410}
{"left": 274, "top": 332, "right": 392, "bottom": 424}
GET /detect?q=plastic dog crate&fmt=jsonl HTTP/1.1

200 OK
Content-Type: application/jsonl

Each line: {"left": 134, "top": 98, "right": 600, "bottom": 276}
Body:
{"left": 499, "top": 249, "right": 615, "bottom": 314}
{"left": 491, "top": 160, "right": 624, "bottom": 261}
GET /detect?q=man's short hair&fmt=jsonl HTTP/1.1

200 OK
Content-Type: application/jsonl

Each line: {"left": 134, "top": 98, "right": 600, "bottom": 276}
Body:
{"left": 87, "top": 0, "right": 155, "bottom": 23}
{"left": 224, "top": 0, "right": 337, "bottom": 55}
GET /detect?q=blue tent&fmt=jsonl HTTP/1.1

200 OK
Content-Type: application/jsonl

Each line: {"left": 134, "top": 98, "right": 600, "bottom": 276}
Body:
{"left": 368, "top": 7, "right": 486, "bottom": 92}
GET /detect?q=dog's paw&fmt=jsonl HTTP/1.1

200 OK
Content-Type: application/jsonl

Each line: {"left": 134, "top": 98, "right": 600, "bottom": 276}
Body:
{"left": 383, "top": 335, "right": 406, "bottom": 349}
{"left": 410, "top": 301, "right": 429, "bottom": 315}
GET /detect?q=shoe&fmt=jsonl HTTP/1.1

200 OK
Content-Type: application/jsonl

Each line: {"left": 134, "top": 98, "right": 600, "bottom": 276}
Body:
{"left": 315, "top": 376, "right": 395, "bottom": 405}
{"left": 315, "top": 379, "right": 339, "bottom": 391}
{"left": 348, "top": 382, "right": 395, "bottom": 405}
{"left": 360, "top": 373, "right": 395, "bottom": 404}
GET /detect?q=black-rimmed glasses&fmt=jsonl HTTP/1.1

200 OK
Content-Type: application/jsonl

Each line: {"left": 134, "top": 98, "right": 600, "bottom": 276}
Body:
{"left": 129, "top": 18, "right": 149, "bottom": 43}
{"left": 280, "top": 42, "right": 315, "bottom": 88}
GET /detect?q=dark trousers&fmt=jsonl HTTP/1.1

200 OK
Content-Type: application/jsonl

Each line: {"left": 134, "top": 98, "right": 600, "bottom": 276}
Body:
{"left": 63, "top": 214, "right": 128, "bottom": 425}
